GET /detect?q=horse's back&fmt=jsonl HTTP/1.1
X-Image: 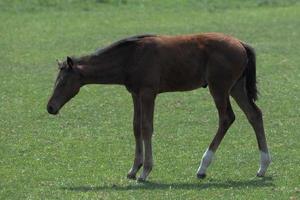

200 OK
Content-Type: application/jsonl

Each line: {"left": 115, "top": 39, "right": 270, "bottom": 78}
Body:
{"left": 130, "top": 33, "right": 247, "bottom": 92}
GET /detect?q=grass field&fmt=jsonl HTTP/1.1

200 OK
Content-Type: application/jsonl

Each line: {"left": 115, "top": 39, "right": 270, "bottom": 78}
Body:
{"left": 1, "top": 0, "right": 300, "bottom": 199}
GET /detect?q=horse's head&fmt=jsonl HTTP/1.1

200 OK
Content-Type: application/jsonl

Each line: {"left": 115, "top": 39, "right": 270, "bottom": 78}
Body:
{"left": 47, "top": 57, "right": 82, "bottom": 115}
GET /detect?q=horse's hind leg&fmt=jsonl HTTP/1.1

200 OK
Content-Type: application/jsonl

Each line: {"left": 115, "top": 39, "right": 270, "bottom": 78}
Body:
{"left": 230, "top": 78, "right": 271, "bottom": 177}
{"left": 197, "top": 83, "right": 235, "bottom": 178}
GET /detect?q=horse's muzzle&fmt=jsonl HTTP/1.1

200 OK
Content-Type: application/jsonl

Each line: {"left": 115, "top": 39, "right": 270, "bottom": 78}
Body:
{"left": 47, "top": 104, "right": 59, "bottom": 115}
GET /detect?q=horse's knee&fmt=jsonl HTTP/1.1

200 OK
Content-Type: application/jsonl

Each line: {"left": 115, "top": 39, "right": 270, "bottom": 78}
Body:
{"left": 141, "top": 122, "right": 153, "bottom": 136}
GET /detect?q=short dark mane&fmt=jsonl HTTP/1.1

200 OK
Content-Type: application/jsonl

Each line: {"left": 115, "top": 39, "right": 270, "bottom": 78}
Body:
{"left": 94, "top": 34, "right": 156, "bottom": 56}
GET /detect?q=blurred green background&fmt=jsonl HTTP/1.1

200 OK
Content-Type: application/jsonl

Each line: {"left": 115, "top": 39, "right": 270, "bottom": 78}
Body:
{"left": 0, "top": 0, "right": 299, "bottom": 199}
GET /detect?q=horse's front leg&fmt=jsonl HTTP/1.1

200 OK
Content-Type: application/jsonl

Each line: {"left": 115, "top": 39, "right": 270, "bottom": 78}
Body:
{"left": 127, "top": 93, "right": 143, "bottom": 179}
{"left": 137, "top": 89, "right": 156, "bottom": 182}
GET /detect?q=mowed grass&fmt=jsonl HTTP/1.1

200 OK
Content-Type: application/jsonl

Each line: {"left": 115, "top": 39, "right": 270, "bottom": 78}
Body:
{"left": 0, "top": 0, "right": 300, "bottom": 199}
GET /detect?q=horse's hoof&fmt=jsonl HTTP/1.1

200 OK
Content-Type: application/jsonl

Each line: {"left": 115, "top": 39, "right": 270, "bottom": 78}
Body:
{"left": 197, "top": 173, "right": 206, "bottom": 179}
{"left": 256, "top": 173, "right": 264, "bottom": 177}
{"left": 127, "top": 173, "right": 136, "bottom": 180}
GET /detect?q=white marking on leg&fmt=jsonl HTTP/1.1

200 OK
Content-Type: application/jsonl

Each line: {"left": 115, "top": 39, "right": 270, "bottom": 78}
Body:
{"left": 197, "top": 149, "right": 214, "bottom": 175}
{"left": 257, "top": 151, "right": 271, "bottom": 177}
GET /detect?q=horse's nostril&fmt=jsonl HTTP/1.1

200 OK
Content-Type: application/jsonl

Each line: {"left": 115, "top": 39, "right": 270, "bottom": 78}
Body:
{"left": 47, "top": 105, "right": 53, "bottom": 113}
{"left": 47, "top": 105, "right": 57, "bottom": 115}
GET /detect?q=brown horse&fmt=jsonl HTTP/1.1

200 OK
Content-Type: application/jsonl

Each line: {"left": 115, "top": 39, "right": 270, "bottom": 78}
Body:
{"left": 47, "top": 33, "right": 271, "bottom": 181}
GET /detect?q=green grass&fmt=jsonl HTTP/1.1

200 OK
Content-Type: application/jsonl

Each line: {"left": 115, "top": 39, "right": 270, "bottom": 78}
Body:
{"left": 1, "top": 0, "right": 300, "bottom": 199}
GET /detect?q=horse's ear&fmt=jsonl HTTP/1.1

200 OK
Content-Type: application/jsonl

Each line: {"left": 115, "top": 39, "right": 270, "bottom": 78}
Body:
{"left": 56, "top": 59, "right": 63, "bottom": 69}
{"left": 67, "top": 56, "right": 74, "bottom": 69}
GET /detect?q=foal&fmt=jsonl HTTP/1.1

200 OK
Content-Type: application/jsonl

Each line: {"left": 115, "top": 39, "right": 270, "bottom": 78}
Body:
{"left": 47, "top": 33, "right": 271, "bottom": 181}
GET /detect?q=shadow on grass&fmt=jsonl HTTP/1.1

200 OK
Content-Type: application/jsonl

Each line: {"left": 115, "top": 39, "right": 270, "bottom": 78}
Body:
{"left": 61, "top": 176, "right": 274, "bottom": 192}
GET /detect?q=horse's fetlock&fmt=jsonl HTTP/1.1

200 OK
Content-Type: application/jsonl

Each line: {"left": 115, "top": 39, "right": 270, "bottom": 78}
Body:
{"left": 143, "top": 161, "right": 153, "bottom": 170}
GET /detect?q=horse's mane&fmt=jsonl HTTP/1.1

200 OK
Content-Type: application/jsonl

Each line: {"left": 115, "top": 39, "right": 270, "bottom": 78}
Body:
{"left": 93, "top": 34, "right": 156, "bottom": 56}
{"left": 74, "top": 34, "right": 156, "bottom": 65}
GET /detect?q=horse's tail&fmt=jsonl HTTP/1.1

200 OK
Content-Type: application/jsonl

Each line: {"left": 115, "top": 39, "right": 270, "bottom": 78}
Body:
{"left": 241, "top": 41, "right": 258, "bottom": 101}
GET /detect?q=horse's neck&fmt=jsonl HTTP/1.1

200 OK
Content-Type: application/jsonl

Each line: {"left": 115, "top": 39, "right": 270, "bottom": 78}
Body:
{"left": 77, "top": 55, "right": 125, "bottom": 85}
